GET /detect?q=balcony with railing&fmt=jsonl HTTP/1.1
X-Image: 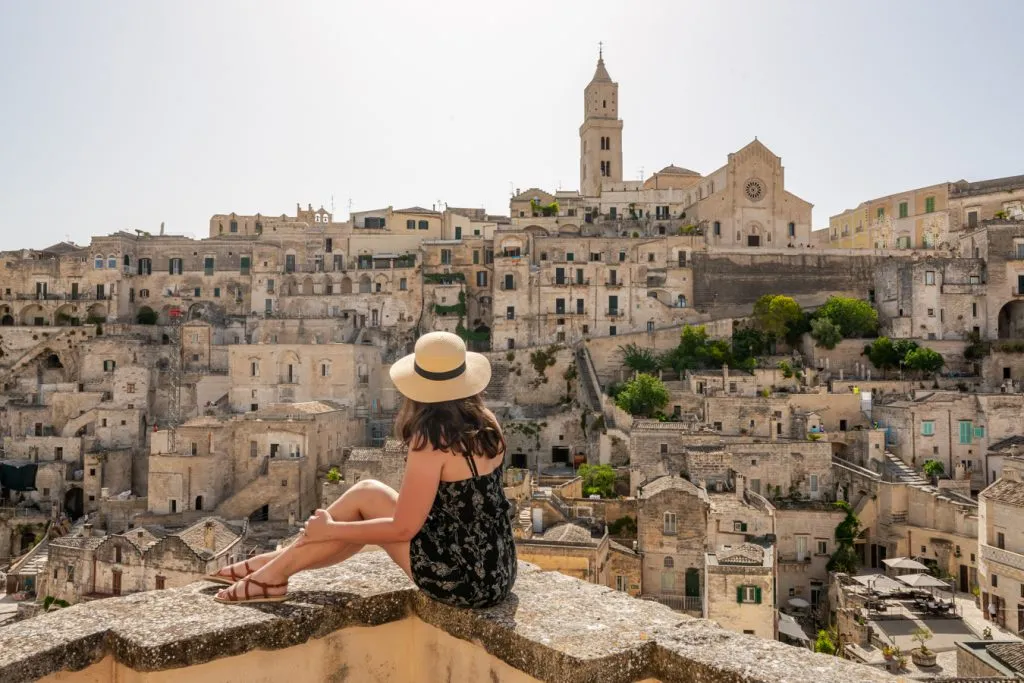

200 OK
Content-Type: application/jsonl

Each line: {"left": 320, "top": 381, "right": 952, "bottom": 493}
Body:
{"left": 605, "top": 309, "right": 623, "bottom": 318}
{"left": 0, "top": 550, "right": 892, "bottom": 683}
{"left": 642, "top": 592, "right": 703, "bottom": 615}
{"left": 499, "top": 282, "right": 516, "bottom": 291}
{"left": 605, "top": 280, "right": 623, "bottom": 288}
{"left": 980, "top": 542, "right": 1024, "bottom": 573}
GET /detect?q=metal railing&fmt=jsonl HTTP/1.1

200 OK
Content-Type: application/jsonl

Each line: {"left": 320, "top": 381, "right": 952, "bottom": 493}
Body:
{"left": 643, "top": 593, "right": 703, "bottom": 614}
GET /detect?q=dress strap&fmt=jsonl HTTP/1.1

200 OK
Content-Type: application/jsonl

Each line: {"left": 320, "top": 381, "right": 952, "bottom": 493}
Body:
{"left": 462, "top": 452, "right": 480, "bottom": 478}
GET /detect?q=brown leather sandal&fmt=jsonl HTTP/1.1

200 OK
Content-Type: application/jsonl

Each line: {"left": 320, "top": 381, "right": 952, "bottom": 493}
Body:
{"left": 214, "top": 576, "right": 289, "bottom": 605}
{"left": 205, "top": 559, "right": 254, "bottom": 586}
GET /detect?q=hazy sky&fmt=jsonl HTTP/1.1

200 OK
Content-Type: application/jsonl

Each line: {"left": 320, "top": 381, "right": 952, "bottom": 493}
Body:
{"left": 2, "top": 1, "right": 1022, "bottom": 250}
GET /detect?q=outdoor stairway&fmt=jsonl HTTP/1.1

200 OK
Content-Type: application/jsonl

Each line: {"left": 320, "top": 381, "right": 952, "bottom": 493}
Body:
{"left": 517, "top": 508, "right": 532, "bottom": 536}
{"left": 884, "top": 452, "right": 928, "bottom": 485}
{"left": 485, "top": 361, "right": 512, "bottom": 404}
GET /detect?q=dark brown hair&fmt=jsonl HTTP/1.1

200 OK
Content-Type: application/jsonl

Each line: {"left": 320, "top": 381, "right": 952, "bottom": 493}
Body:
{"left": 394, "top": 392, "right": 505, "bottom": 459}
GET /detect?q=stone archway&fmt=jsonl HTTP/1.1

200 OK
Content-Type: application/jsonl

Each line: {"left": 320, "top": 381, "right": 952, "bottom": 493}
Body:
{"left": 19, "top": 304, "right": 47, "bottom": 326}
{"left": 998, "top": 300, "right": 1024, "bottom": 339}
{"left": 340, "top": 277, "right": 353, "bottom": 295}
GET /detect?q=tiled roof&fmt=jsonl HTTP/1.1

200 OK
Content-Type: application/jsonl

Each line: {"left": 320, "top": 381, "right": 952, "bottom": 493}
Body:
{"left": 609, "top": 540, "right": 636, "bottom": 555}
{"left": 988, "top": 642, "right": 1024, "bottom": 673}
{"left": 119, "top": 527, "right": 163, "bottom": 552}
{"left": 173, "top": 518, "right": 243, "bottom": 559}
{"left": 50, "top": 535, "right": 105, "bottom": 551}
{"left": 395, "top": 206, "right": 440, "bottom": 215}
{"left": 981, "top": 478, "right": 1024, "bottom": 507}
{"left": 540, "top": 523, "right": 595, "bottom": 544}
{"left": 638, "top": 475, "right": 708, "bottom": 502}
{"left": 716, "top": 543, "right": 765, "bottom": 565}
{"left": 657, "top": 165, "right": 700, "bottom": 176}
{"left": 989, "top": 435, "right": 1024, "bottom": 453}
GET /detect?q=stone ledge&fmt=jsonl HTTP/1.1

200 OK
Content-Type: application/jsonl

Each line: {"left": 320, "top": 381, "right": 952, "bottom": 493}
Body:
{"left": 0, "top": 551, "right": 897, "bottom": 683}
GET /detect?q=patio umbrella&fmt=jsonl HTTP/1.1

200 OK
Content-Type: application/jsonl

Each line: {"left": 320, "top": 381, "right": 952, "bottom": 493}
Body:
{"left": 882, "top": 557, "right": 929, "bottom": 572}
{"left": 788, "top": 597, "right": 810, "bottom": 609}
{"left": 895, "top": 573, "right": 949, "bottom": 589}
{"left": 851, "top": 574, "right": 904, "bottom": 594}
{"left": 778, "top": 613, "right": 810, "bottom": 643}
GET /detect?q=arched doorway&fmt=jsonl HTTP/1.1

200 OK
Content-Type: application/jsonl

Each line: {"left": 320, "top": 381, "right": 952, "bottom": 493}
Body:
{"left": 470, "top": 325, "right": 491, "bottom": 352}
{"left": 340, "top": 277, "right": 353, "bottom": 295}
{"left": 998, "top": 300, "right": 1024, "bottom": 339}
{"left": 195, "top": 495, "right": 203, "bottom": 511}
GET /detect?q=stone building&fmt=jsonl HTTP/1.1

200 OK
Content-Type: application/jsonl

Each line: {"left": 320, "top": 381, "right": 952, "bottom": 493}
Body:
{"left": 978, "top": 456, "right": 1024, "bottom": 633}
{"left": 948, "top": 175, "right": 1024, "bottom": 232}
{"left": 704, "top": 543, "right": 775, "bottom": 640}
{"left": 226, "top": 342, "right": 384, "bottom": 420}
{"left": 827, "top": 182, "right": 952, "bottom": 250}
{"left": 44, "top": 517, "right": 246, "bottom": 605}
{"left": 146, "top": 401, "right": 355, "bottom": 522}
{"left": 637, "top": 475, "right": 709, "bottom": 614}
{"left": 873, "top": 390, "right": 1024, "bottom": 490}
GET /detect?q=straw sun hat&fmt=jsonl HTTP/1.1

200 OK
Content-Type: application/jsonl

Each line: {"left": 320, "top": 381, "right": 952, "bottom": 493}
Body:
{"left": 389, "top": 331, "right": 491, "bottom": 403}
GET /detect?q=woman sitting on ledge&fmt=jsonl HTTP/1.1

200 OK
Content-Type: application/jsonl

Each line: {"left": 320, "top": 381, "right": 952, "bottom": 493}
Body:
{"left": 211, "top": 331, "right": 517, "bottom": 609}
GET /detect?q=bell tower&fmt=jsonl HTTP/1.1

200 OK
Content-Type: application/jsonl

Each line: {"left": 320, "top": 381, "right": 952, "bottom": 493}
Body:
{"left": 579, "top": 45, "right": 623, "bottom": 197}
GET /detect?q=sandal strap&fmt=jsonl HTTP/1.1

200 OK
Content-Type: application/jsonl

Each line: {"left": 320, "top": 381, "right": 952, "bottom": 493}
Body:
{"left": 247, "top": 577, "right": 288, "bottom": 591}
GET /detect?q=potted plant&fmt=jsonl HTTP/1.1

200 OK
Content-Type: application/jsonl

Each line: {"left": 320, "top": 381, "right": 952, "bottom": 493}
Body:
{"left": 882, "top": 645, "right": 895, "bottom": 661}
{"left": 911, "top": 627, "right": 937, "bottom": 667}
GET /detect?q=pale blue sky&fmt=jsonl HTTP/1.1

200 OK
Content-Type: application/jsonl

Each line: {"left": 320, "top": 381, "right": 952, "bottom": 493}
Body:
{"left": 1, "top": 0, "right": 1021, "bottom": 249}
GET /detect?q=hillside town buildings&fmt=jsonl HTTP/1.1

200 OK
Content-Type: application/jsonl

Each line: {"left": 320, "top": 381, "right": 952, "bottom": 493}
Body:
{"left": 0, "top": 51, "right": 1023, "bottom": 680}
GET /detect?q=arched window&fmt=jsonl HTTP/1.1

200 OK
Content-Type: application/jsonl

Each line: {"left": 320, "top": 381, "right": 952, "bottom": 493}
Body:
{"left": 663, "top": 556, "right": 675, "bottom": 569}
{"left": 315, "top": 214, "right": 321, "bottom": 223}
{"left": 107, "top": 255, "right": 117, "bottom": 269}
{"left": 94, "top": 255, "right": 104, "bottom": 269}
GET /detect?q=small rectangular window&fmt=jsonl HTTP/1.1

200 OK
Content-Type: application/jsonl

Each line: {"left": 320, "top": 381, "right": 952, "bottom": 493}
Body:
{"left": 925, "top": 271, "right": 935, "bottom": 285}
{"left": 899, "top": 201, "right": 908, "bottom": 218}
{"left": 925, "top": 196, "right": 935, "bottom": 213}
{"left": 922, "top": 420, "right": 935, "bottom": 436}
{"left": 204, "top": 257, "right": 214, "bottom": 275}
{"left": 959, "top": 420, "right": 973, "bottom": 444}
{"left": 418, "top": 220, "right": 429, "bottom": 230}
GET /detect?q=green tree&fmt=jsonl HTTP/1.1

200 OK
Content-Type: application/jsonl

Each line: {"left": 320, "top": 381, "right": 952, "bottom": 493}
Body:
{"left": 732, "top": 328, "right": 767, "bottom": 363}
{"left": 614, "top": 373, "right": 669, "bottom": 418}
{"left": 816, "top": 296, "right": 878, "bottom": 338}
{"left": 661, "top": 325, "right": 736, "bottom": 372}
{"left": 578, "top": 464, "right": 616, "bottom": 498}
{"left": 922, "top": 459, "right": 945, "bottom": 480}
{"left": 809, "top": 317, "right": 842, "bottom": 349}
{"left": 864, "top": 337, "right": 901, "bottom": 372}
{"left": 618, "top": 343, "right": 660, "bottom": 374}
{"left": 814, "top": 630, "right": 837, "bottom": 656}
{"left": 827, "top": 501, "right": 862, "bottom": 574}
{"left": 904, "top": 347, "right": 944, "bottom": 375}
{"left": 753, "top": 294, "right": 803, "bottom": 341}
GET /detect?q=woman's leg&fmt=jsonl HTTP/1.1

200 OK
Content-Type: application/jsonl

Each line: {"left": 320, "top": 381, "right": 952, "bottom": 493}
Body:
{"left": 215, "top": 480, "right": 411, "bottom": 600}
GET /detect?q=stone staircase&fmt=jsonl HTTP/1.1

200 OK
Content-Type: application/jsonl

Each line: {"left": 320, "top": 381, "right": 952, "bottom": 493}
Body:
{"left": 574, "top": 345, "right": 603, "bottom": 412}
{"left": 215, "top": 469, "right": 294, "bottom": 521}
{"left": 884, "top": 452, "right": 928, "bottom": 485}
{"left": 61, "top": 408, "right": 98, "bottom": 438}
{"left": 517, "top": 508, "right": 532, "bottom": 537}
{"left": 485, "top": 361, "right": 512, "bottom": 404}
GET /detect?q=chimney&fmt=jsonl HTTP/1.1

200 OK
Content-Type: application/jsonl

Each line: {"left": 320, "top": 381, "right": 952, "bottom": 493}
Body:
{"left": 137, "top": 530, "right": 144, "bottom": 540}
{"left": 203, "top": 521, "right": 216, "bottom": 552}
{"left": 735, "top": 473, "right": 746, "bottom": 500}
{"left": 83, "top": 524, "right": 93, "bottom": 538}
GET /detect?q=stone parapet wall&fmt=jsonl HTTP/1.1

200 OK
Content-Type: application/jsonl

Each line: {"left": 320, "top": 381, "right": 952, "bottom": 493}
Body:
{"left": 0, "top": 551, "right": 896, "bottom": 683}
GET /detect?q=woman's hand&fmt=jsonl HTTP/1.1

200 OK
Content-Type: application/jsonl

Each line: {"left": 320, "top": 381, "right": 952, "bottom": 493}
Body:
{"left": 303, "top": 509, "right": 334, "bottom": 541}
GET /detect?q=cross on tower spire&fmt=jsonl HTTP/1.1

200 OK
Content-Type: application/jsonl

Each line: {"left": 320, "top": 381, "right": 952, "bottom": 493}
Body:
{"left": 598, "top": 41, "right": 603, "bottom": 59}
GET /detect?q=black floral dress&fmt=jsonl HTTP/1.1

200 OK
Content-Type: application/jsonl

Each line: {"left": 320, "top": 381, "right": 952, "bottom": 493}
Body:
{"left": 409, "top": 454, "right": 517, "bottom": 608}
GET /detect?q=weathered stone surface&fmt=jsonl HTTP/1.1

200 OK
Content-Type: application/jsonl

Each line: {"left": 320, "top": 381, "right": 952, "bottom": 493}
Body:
{"left": 0, "top": 551, "right": 896, "bottom": 683}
